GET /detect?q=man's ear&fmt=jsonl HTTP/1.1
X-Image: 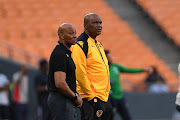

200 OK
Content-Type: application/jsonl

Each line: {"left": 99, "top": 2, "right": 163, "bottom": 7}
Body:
{"left": 59, "top": 32, "right": 64, "bottom": 40}
{"left": 84, "top": 23, "right": 88, "bottom": 29}
{"left": 84, "top": 23, "right": 86, "bottom": 29}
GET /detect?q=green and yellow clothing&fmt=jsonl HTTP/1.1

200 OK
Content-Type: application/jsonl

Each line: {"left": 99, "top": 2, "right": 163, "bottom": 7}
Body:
{"left": 110, "top": 64, "right": 144, "bottom": 99}
{"left": 71, "top": 32, "right": 110, "bottom": 102}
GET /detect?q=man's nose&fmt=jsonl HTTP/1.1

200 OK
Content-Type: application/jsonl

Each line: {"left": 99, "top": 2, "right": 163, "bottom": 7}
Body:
{"left": 98, "top": 23, "right": 102, "bottom": 27}
{"left": 73, "top": 34, "right": 77, "bottom": 38}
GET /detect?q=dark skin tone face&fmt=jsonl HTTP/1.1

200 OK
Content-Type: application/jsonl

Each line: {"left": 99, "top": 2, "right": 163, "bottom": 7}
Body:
{"left": 58, "top": 23, "right": 77, "bottom": 49}
{"left": 84, "top": 13, "right": 102, "bottom": 39}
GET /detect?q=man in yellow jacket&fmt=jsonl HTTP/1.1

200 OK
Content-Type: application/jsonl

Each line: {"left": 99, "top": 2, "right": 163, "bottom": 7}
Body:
{"left": 71, "top": 13, "right": 112, "bottom": 120}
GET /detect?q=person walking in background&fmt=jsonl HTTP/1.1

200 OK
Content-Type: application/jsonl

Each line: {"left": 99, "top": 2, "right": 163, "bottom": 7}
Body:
{"left": 35, "top": 59, "right": 51, "bottom": 120}
{"left": 0, "top": 66, "right": 10, "bottom": 120}
{"left": 175, "top": 62, "right": 180, "bottom": 112}
{"left": 71, "top": 13, "right": 112, "bottom": 120}
{"left": 105, "top": 50, "right": 151, "bottom": 120}
{"left": 47, "top": 23, "right": 82, "bottom": 120}
{"left": 12, "top": 65, "right": 29, "bottom": 120}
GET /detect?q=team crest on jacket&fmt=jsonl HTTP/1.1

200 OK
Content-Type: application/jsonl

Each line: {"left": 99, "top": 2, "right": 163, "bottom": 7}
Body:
{"left": 77, "top": 41, "right": 84, "bottom": 48}
{"left": 96, "top": 110, "right": 103, "bottom": 117}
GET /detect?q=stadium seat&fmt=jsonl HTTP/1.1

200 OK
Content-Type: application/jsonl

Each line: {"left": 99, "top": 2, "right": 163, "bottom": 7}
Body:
{"left": 136, "top": 0, "right": 180, "bottom": 47}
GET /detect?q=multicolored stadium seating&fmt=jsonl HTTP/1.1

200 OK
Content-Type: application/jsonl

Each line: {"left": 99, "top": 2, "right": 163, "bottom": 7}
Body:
{"left": 0, "top": 0, "right": 178, "bottom": 91}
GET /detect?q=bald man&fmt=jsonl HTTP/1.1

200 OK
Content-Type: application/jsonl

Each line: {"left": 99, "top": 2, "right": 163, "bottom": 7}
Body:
{"left": 71, "top": 13, "right": 112, "bottom": 120}
{"left": 47, "top": 23, "right": 82, "bottom": 120}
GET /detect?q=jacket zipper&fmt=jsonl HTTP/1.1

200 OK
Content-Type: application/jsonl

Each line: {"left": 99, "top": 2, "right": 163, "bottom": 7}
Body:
{"left": 95, "top": 40, "right": 110, "bottom": 94}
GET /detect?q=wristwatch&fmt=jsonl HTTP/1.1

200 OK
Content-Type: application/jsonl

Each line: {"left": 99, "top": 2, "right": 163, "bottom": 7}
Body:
{"left": 73, "top": 93, "right": 78, "bottom": 101}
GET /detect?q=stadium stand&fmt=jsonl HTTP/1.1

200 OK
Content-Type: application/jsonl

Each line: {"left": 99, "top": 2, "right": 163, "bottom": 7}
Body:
{"left": 0, "top": 0, "right": 178, "bottom": 91}
{"left": 136, "top": 0, "right": 180, "bottom": 47}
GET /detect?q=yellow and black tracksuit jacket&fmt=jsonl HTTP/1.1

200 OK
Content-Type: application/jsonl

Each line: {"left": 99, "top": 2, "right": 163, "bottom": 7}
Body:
{"left": 71, "top": 32, "right": 110, "bottom": 102}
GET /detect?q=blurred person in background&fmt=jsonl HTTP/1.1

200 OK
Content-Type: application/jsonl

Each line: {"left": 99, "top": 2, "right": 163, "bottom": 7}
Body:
{"left": 145, "top": 66, "right": 168, "bottom": 93}
{"left": 175, "top": 62, "right": 180, "bottom": 112}
{"left": 148, "top": 79, "right": 169, "bottom": 93}
{"left": 35, "top": 59, "right": 51, "bottom": 120}
{"left": 0, "top": 66, "right": 10, "bottom": 119}
{"left": 105, "top": 50, "right": 151, "bottom": 120}
{"left": 12, "top": 65, "right": 29, "bottom": 120}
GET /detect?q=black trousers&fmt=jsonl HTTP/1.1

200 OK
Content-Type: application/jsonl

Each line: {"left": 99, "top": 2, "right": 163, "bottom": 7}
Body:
{"left": 111, "top": 97, "right": 132, "bottom": 120}
{"left": 0, "top": 105, "right": 9, "bottom": 119}
{"left": 81, "top": 98, "right": 112, "bottom": 120}
{"left": 38, "top": 99, "right": 52, "bottom": 120}
{"left": 48, "top": 94, "right": 77, "bottom": 120}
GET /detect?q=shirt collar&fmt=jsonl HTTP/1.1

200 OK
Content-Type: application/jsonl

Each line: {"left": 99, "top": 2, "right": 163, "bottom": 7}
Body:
{"left": 84, "top": 32, "right": 98, "bottom": 43}
{"left": 57, "top": 41, "right": 72, "bottom": 55}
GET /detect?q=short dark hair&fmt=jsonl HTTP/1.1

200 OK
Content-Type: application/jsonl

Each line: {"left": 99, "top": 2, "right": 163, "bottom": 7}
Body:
{"left": 39, "top": 59, "right": 47, "bottom": 67}
{"left": 104, "top": 50, "right": 110, "bottom": 55}
{"left": 84, "top": 13, "right": 99, "bottom": 25}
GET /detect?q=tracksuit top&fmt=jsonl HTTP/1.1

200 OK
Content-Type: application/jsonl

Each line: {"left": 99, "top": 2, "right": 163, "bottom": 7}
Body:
{"left": 71, "top": 32, "right": 110, "bottom": 102}
{"left": 109, "top": 64, "right": 144, "bottom": 99}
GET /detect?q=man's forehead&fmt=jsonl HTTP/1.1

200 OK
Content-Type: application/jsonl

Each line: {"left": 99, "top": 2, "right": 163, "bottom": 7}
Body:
{"left": 89, "top": 15, "right": 102, "bottom": 21}
{"left": 64, "top": 26, "right": 76, "bottom": 32}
